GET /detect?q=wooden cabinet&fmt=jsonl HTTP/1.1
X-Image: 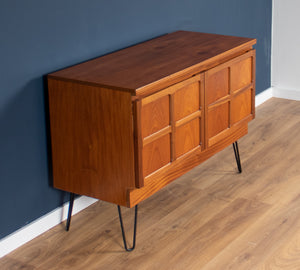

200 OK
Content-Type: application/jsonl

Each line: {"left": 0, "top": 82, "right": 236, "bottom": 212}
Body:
{"left": 48, "top": 31, "right": 256, "bottom": 208}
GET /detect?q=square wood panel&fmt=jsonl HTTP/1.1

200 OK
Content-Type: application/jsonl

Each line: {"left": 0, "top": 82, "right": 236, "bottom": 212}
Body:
{"left": 231, "top": 88, "right": 252, "bottom": 125}
{"left": 175, "top": 118, "right": 200, "bottom": 158}
{"left": 141, "top": 95, "right": 170, "bottom": 138}
{"left": 207, "top": 102, "right": 229, "bottom": 139}
{"left": 173, "top": 81, "right": 200, "bottom": 121}
{"left": 142, "top": 134, "right": 171, "bottom": 177}
{"left": 206, "top": 68, "right": 229, "bottom": 105}
{"left": 231, "top": 57, "right": 252, "bottom": 92}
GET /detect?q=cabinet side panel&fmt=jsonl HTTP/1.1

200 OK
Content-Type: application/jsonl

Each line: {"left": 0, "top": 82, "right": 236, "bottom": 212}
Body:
{"left": 48, "top": 79, "right": 135, "bottom": 206}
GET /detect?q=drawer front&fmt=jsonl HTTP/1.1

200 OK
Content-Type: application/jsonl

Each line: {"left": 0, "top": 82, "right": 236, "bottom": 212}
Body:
{"left": 136, "top": 74, "right": 204, "bottom": 179}
{"left": 205, "top": 50, "right": 255, "bottom": 147}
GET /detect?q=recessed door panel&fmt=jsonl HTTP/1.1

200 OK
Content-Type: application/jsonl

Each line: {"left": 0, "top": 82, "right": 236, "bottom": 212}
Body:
{"left": 141, "top": 95, "right": 170, "bottom": 138}
{"left": 231, "top": 88, "right": 252, "bottom": 125}
{"left": 175, "top": 118, "right": 200, "bottom": 158}
{"left": 142, "top": 134, "right": 171, "bottom": 177}
{"left": 206, "top": 68, "right": 229, "bottom": 105}
{"left": 207, "top": 102, "right": 229, "bottom": 139}
{"left": 174, "top": 82, "right": 200, "bottom": 121}
{"left": 231, "top": 57, "right": 252, "bottom": 92}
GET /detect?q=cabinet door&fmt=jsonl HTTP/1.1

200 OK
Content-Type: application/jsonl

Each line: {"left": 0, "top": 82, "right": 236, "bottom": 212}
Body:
{"left": 205, "top": 50, "right": 255, "bottom": 147}
{"left": 135, "top": 74, "right": 204, "bottom": 180}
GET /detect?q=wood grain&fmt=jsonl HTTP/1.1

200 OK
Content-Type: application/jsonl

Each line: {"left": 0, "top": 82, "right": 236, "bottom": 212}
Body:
{"left": 141, "top": 95, "right": 170, "bottom": 138}
{"left": 261, "top": 223, "right": 300, "bottom": 269}
{"left": 175, "top": 118, "right": 200, "bottom": 158}
{"left": 48, "top": 31, "right": 256, "bottom": 98}
{"left": 132, "top": 100, "right": 144, "bottom": 187}
{"left": 47, "top": 33, "right": 255, "bottom": 209}
{"left": 165, "top": 198, "right": 270, "bottom": 270}
{"left": 173, "top": 81, "right": 200, "bottom": 120}
{"left": 143, "top": 126, "right": 172, "bottom": 146}
{"left": 205, "top": 50, "right": 255, "bottom": 147}
{"left": 129, "top": 123, "right": 248, "bottom": 207}
{"left": 142, "top": 134, "right": 171, "bottom": 177}
{"left": 174, "top": 110, "right": 201, "bottom": 128}
{"left": 206, "top": 67, "right": 229, "bottom": 105}
{"left": 2, "top": 98, "right": 300, "bottom": 270}
{"left": 231, "top": 87, "right": 252, "bottom": 125}
{"left": 48, "top": 79, "right": 135, "bottom": 206}
{"left": 231, "top": 57, "right": 252, "bottom": 92}
{"left": 138, "top": 73, "right": 204, "bottom": 185}
{"left": 207, "top": 101, "right": 230, "bottom": 138}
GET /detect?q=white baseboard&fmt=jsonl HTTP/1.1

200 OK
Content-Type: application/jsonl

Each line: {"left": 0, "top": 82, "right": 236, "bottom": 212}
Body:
{"left": 273, "top": 87, "right": 300, "bottom": 101}
{"left": 0, "top": 196, "right": 98, "bottom": 258}
{"left": 2, "top": 86, "right": 296, "bottom": 258}
{"left": 255, "top": 87, "right": 273, "bottom": 107}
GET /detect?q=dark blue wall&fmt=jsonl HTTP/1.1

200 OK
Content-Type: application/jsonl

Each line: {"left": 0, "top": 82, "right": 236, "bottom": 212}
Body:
{"left": 0, "top": 0, "right": 272, "bottom": 239}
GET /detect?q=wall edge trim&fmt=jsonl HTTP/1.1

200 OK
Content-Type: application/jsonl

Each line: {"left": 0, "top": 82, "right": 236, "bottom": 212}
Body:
{"left": 255, "top": 87, "right": 273, "bottom": 106}
{"left": 0, "top": 196, "right": 98, "bottom": 258}
{"left": 273, "top": 87, "right": 300, "bottom": 101}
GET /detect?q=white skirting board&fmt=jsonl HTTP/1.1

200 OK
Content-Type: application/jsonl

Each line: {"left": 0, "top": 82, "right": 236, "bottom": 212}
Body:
{"left": 255, "top": 87, "right": 273, "bottom": 106}
{"left": 0, "top": 196, "right": 98, "bottom": 258}
{"left": 254, "top": 87, "right": 300, "bottom": 107}
{"left": 1, "top": 86, "right": 299, "bottom": 258}
{"left": 273, "top": 87, "right": 300, "bottom": 101}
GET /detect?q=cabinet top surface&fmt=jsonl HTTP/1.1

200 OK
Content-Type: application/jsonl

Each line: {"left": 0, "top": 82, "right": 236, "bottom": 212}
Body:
{"left": 48, "top": 31, "right": 256, "bottom": 95}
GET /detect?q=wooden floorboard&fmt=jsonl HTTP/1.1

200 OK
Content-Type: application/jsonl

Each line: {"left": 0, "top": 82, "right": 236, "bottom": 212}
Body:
{"left": 1, "top": 97, "right": 300, "bottom": 269}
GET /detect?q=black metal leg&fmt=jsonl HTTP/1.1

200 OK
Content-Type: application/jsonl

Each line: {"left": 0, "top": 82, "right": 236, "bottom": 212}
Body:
{"left": 66, "top": 193, "right": 75, "bottom": 231}
{"left": 232, "top": 141, "right": 242, "bottom": 173}
{"left": 117, "top": 205, "right": 138, "bottom": 252}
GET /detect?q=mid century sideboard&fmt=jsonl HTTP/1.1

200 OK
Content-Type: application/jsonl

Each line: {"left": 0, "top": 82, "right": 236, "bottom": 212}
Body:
{"left": 47, "top": 31, "right": 256, "bottom": 251}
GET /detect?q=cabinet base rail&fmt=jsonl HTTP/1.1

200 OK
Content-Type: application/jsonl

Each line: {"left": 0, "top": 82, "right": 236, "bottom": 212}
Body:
{"left": 64, "top": 141, "right": 242, "bottom": 251}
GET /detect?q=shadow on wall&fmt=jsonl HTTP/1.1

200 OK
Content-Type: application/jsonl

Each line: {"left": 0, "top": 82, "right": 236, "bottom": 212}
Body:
{"left": 43, "top": 75, "right": 53, "bottom": 187}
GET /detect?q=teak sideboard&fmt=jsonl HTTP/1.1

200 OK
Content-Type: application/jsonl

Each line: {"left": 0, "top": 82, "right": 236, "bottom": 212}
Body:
{"left": 47, "top": 31, "right": 256, "bottom": 250}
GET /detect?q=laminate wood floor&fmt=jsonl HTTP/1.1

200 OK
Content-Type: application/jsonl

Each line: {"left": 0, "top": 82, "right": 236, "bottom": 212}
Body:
{"left": 1, "top": 98, "right": 300, "bottom": 270}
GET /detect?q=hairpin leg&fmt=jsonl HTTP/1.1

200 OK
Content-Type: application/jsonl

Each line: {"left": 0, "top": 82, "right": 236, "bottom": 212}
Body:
{"left": 66, "top": 192, "right": 75, "bottom": 231}
{"left": 232, "top": 141, "right": 242, "bottom": 173}
{"left": 117, "top": 205, "right": 138, "bottom": 252}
